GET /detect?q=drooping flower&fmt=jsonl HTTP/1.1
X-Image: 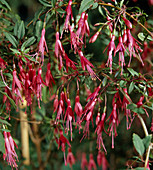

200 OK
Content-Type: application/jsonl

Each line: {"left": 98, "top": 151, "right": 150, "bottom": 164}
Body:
{"left": 33, "top": 68, "right": 46, "bottom": 108}
{"left": 55, "top": 91, "right": 66, "bottom": 123}
{"left": 3, "top": 131, "right": 18, "bottom": 170}
{"left": 89, "top": 31, "right": 100, "bottom": 43}
{"left": 107, "top": 103, "right": 118, "bottom": 149}
{"left": 81, "top": 153, "right": 88, "bottom": 170}
{"left": 76, "top": 12, "right": 90, "bottom": 45}
{"left": 74, "top": 95, "right": 83, "bottom": 124}
{"left": 97, "top": 151, "right": 109, "bottom": 170}
{"left": 122, "top": 88, "right": 134, "bottom": 129}
{"left": 12, "top": 70, "right": 24, "bottom": 106}
{"left": 104, "top": 34, "right": 116, "bottom": 74}
{"left": 55, "top": 129, "right": 71, "bottom": 165}
{"left": 95, "top": 112, "right": 107, "bottom": 152}
{"left": 61, "top": 0, "right": 73, "bottom": 38}
{"left": 55, "top": 32, "right": 77, "bottom": 72}
{"left": 88, "top": 154, "right": 97, "bottom": 170}
{"left": 114, "top": 36, "right": 127, "bottom": 74}
{"left": 38, "top": 28, "right": 48, "bottom": 65}
{"left": 0, "top": 57, "right": 7, "bottom": 70}
{"left": 66, "top": 148, "right": 75, "bottom": 168}
{"left": 64, "top": 98, "right": 75, "bottom": 141}
{"left": 78, "top": 50, "right": 99, "bottom": 80}
{"left": 126, "top": 28, "right": 144, "bottom": 67}
{"left": 69, "top": 25, "right": 83, "bottom": 54}
{"left": 122, "top": 17, "right": 132, "bottom": 29}
{"left": 45, "top": 63, "right": 55, "bottom": 88}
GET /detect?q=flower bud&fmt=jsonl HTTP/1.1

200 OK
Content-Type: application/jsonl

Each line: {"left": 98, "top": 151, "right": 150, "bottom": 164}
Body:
{"left": 123, "top": 17, "right": 132, "bottom": 29}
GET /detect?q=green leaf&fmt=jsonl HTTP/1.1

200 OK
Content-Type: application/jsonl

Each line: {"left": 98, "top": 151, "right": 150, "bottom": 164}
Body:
{"left": 132, "top": 107, "right": 145, "bottom": 114}
{"left": 79, "top": 0, "right": 98, "bottom": 14}
{"left": 10, "top": 48, "right": 20, "bottom": 55}
{"left": 107, "top": 91, "right": 117, "bottom": 94}
{"left": 0, "top": 0, "right": 11, "bottom": 10}
{"left": 4, "top": 32, "right": 18, "bottom": 48}
{"left": 119, "top": 80, "right": 127, "bottom": 88}
{"left": 143, "top": 135, "right": 152, "bottom": 150}
{"left": 0, "top": 90, "right": 16, "bottom": 109}
{"left": 127, "top": 103, "right": 137, "bottom": 110}
{"left": 0, "top": 118, "right": 11, "bottom": 126}
{"left": 14, "top": 21, "right": 19, "bottom": 37}
{"left": 102, "top": 77, "right": 107, "bottom": 87}
{"left": 39, "top": 0, "right": 52, "bottom": 7}
{"left": 133, "top": 133, "right": 145, "bottom": 156}
{"left": 21, "top": 36, "right": 36, "bottom": 51}
{"left": 35, "top": 20, "right": 43, "bottom": 39}
{"left": 98, "top": 5, "right": 105, "bottom": 16}
{"left": 127, "top": 68, "right": 139, "bottom": 76}
{"left": 129, "top": 81, "right": 135, "bottom": 94}
{"left": 143, "top": 104, "right": 153, "bottom": 111}
{"left": 138, "top": 32, "right": 153, "bottom": 41}
{"left": 120, "top": 0, "right": 124, "bottom": 7}
{"left": 0, "top": 132, "right": 5, "bottom": 154}
{"left": 18, "top": 21, "right": 25, "bottom": 39}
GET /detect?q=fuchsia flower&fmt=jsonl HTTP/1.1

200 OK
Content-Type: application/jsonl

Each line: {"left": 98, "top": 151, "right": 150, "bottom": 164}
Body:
{"left": 24, "top": 73, "right": 32, "bottom": 106}
{"left": 149, "top": 0, "right": 153, "bottom": 5}
{"left": 78, "top": 50, "right": 98, "bottom": 80}
{"left": 123, "top": 29, "right": 127, "bottom": 43}
{"left": 97, "top": 151, "right": 108, "bottom": 170}
{"left": 53, "top": 94, "right": 59, "bottom": 113}
{"left": 81, "top": 153, "right": 88, "bottom": 170}
{"left": 64, "top": 99, "right": 75, "bottom": 141}
{"left": 38, "top": 28, "right": 48, "bottom": 65}
{"left": 114, "top": 36, "right": 127, "bottom": 74}
{"left": 55, "top": 91, "right": 66, "bottom": 123}
{"left": 12, "top": 70, "right": 24, "bottom": 106}
{"left": 61, "top": 0, "right": 73, "bottom": 37}
{"left": 0, "top": 57, "right": 7, "bottom": 70}
{"left": 122, "top": 17, "right": 132, "bottom": 29}
{"left": 45, "top": 63, "right": 55, "bottom": 87}
{"left": 88, "top": 154, "right": 97, "bottom": 170}
{"left": 66, "top": 148, "right": 75, "bottom": 167}
{"left": 3, "top": 131, "right": 18, "bottom": 170}
{"left": 106, "top": 16, "right": 113, "bottom": 33}
{"left": 76, "top": 12, "right": 90, "bottom": 45}
{"left": 107, "top": 103, "right": 118, "bottom": 149}
{"left": 33, "top": 68, "right": 46, "bottom": 108}
{"left": 69, "top": 25, "right": 83, "bottom": 53}
{"left": 95, "top": 112, "right": 107, "bottom": 152}
{"left": 89, "top": 31, "right": 100, "bottom": 43}
{"left": 104, "top": 35, "right": 115, "bottom": 74}
{"left": 126, "top": 29, "right": 144, "bottom": 67}
{"left": 55, "top": 32, "right": 77, "bottom": 72}
{"left": 122, "top": 88, "right": 134, "bottom": 129}
{"left": 74, "top": 95, "right": 83, "bottom": 124}
{"left": 55, "top": 129, "right": 71, "bottom": 165}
